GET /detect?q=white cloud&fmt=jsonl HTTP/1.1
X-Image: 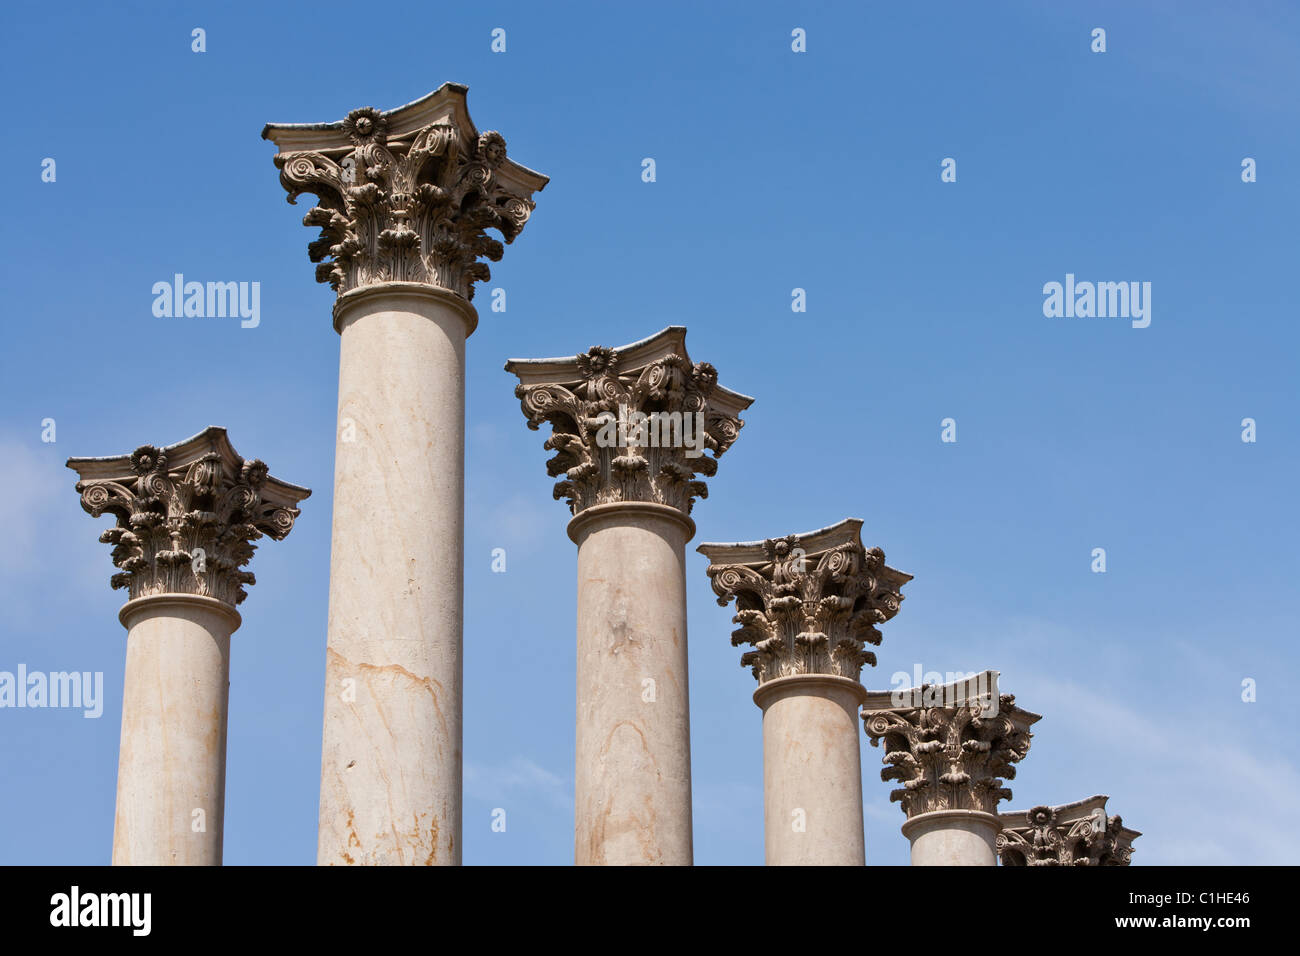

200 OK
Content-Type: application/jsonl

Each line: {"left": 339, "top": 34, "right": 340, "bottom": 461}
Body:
{"left": 1019, "top": 673, "right": 1300, "bottom": 865}
{"left": 464, "top": 756, "right": 571, "bottom": 812}
{"left": 0, "top": 439, "right": 63, "bottom": 572}
{"left": 0, "top": 437, "right": 113, "bottom": 621}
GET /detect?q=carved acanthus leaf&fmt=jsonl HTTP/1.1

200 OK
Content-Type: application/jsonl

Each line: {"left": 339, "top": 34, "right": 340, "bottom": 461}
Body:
{"left": 862, "top": 693, "right": 1039, "bottom": 817}
{"left": 69, "top": 430, "right": 309, "bottom": 607}
{"left": 997, "top": 798, "right": 1139, "bottom": 866}
{"left": 268, "top": 96, "right": 544, "bottom": 302}
{"left": 700, "top": 522, "right": 910, "bottom": 685}
{"left": 509, "top": 332, "right": 751, "bottom": 517}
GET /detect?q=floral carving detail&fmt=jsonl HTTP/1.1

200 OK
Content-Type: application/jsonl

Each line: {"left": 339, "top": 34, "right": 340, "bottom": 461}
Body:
{"left": 997, "top": 799, "right": 1139, "bottom": 866}
{"left": 70, "top": 432, "right": 308, "bottom": 607}
{"left": 863, "top": 694, "right": 1039, "bottom": 817}
{"left": 341, "top": 107, "right": 387, "bottom": 145}
{"left": 130, "top": 445, "right": 165, "bottom": 476}
{"left": 272, "top": 107, "right": 538, "bottom": 300}
{"left": 511, "top": 342, "right": 747, "bottom": 516}
{"left": 703, "top": 530, "right": 909, "bottom": 685}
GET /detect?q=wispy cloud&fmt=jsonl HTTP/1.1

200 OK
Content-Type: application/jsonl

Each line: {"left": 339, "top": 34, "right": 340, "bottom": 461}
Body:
{"left": 465, "top": 756, "right": 572, "bottom": 812}
{"left": 0, "top": 438, "right": 63, "bottom": 573}
{"left": 1016, "top": 673, "right": 1300, "bottom": 864}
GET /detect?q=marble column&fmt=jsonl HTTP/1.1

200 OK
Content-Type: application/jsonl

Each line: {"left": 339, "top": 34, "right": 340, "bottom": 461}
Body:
{"left": 997, "top": 795, "right": 1140, "bottom": 865}
{"left": 861, "top": 671, "right": 1040, "bottom": 865}
{"left": 699, "top": 520, "right": 911, "bottom": 866}
{"left": 263, "top": 85, "right": 547, "bottom": 865}
{"left": 507, "top": 327, "right": 753, "bottom": 865}
{"left": 67, "top": 427, "right": 309, "bottom": 865}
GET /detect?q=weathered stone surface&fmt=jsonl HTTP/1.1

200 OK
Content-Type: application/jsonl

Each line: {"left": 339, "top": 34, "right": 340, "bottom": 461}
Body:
{"left": 109, "top": 595, "right": 239, "bottom": 866}
{"left": 263, "top": 83, "right": 547, "bottom": 304}
{"left": 568, "top": 503, "right": 694, "bottom": 865}
{"left": 997, "top": 795, "right": 1140, "bottom": 866}
{"left": 314, "top": 288, "right": 472, "bottom": 866}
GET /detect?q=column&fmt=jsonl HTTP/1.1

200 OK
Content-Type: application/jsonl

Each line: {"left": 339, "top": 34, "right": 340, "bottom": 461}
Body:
{"left": 861, "top": 671, "right": 1040, "bottom": 865}
{"left": 699, "top": 520, "right": 912, "bottom": 866}
{"left": 262, "top": 85, "right": 547, "bottom": 865}
{"left": 67, "top": 427, "right": 309, "bottom": 865}
{"left": 506, "top": 327, "right": 753, "bottom": 865}
{"left": 997, "top": 795, "right": 1140, "bottom": 865}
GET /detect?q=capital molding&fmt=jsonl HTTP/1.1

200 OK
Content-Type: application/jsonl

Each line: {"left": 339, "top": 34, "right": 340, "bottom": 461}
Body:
{"left": 331, "top": 280, "right": 480, "bottom": 336}
{"left": 566, "top": 500, "right": 696, "bottom": 545}
{"left": 751, "top": 673, "right": 869, "bottom": 709}
{"left": 506, "top": 326, "right": 753, "bottom": 518}
{"left": 263, "top": 83, "right": 547, "bottom": 305}
{"left": 698, "top": 519, "right": 911, "bottom": 686}
{"left": 862, "top": 672, "right": 1040, "bottom": 818}
{"left": 118, "top": 593, "right": 243, "bottom": 632}
{"left": 67, "top": 427, "right": 310, "bottom": 607}
{"left": 997, "top": 795, "right": 1141, "bottom": 866}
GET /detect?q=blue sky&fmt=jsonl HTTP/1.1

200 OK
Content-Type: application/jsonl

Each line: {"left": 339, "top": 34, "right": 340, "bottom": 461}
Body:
{"left": 2, "top": 0, "right": 1296, "bottom": 865}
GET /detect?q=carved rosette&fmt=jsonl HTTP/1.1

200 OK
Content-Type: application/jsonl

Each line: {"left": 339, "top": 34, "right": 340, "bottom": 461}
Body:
{"left": 68, "top": 428, "right": 310, "bottom": 607}
{"left": 862, "top": 691, "right": 1040, "bottom": 818}
{"left": 265, "top": 87, "right": 547, "bottom": 302}
{"left": 997, "top": 798, "right": 1139, "bottom": 866}
{"left": 698, "top": 520, "right": 911, "bottom": 686}
{"left": 506, "top": 328, "right": 753, "bottom": 517}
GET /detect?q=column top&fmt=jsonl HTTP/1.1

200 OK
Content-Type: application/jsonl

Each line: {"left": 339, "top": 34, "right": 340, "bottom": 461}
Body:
{"left": 263, "top": 83, "right": 547, "bottom": 306}
{"left": 997, "top": 795, "right": 1141, "bottom": 866}
{"left": 862, "top": 671, "right": 1041, "bottom": 818}
{"left": 506, "top": 326, "right": 754, "bottom": 518}
{"left": 67, "top": 426, "right": 310, "bottom": 607}
{"left": 698, "top": 518, "right": 911, "bottom": 687}
{"left": 862, "top": 667, "right": 1003, "bottom": 713}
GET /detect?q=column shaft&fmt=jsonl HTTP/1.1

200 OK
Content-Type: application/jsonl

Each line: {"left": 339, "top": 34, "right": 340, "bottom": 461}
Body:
{"left": 756, "top": 676, "right": 866, "bottom": 866}
{"left": 317, "top": 285, "right": 471, "bottom": 866}
{"left": 113, "top": 595, "right": 239, "bottom": 866}
{"left": 902, "top": 810, "right": 1000, "bottom": 866}
{"left": 570, "top": 503, "right": 693, "bottom": 865}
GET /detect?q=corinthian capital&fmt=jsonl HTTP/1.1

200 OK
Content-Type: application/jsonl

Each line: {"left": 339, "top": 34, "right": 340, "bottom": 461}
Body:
{"left": 67, "top": 427, "right": 310, "bottom": 607}
{"left": 997, "top": 795, "right": 1140, "bottom": 866}
{"left": 697, "top": 519, "right": 911, "bottom": 685}
{"left": 862, "top": 672, "right": 1040, "bottom": 817}
{"left": 505, "top": 326, "right": 754, "bottom": 517}
{"left": 262, "top": 83, "right": 547, "bottom": 304}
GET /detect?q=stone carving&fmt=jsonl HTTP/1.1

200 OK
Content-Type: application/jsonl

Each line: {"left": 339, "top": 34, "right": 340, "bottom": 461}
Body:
{"left": 505, "top": 327, "right": 754, "bottom": 516}
{"left": 697, "top": 519, "right": 911, "bottom": 685}
{"left": 67, "top": 427, "right": 310, "bottom": 607}
{"left": 862, "top": 674, "right": 1040, "bottom": 817}
{"left": 263, "top": 83, "right": 548, "bottom": 302}
{"left": 997, "top": 795, "right": 1140, "bottom": 865}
